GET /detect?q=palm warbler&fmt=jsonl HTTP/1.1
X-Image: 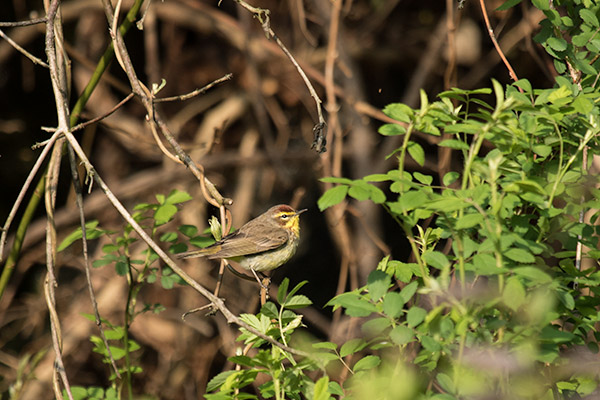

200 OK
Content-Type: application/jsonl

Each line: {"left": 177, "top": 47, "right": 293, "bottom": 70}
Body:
{"left": 177, "top": 205, "right": 306, "bottom": 283}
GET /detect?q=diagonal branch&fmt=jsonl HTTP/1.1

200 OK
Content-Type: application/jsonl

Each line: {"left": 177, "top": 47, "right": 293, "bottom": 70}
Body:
{"left": 231, "top": 0, "right": 327, "bottom": 152}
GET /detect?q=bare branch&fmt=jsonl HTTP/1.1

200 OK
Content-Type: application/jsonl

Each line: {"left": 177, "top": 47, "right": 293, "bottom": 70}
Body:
{"left": 0, "top": 17, "right": 47, "bottom": 27}
{"left": 231, "top": 0, "right": 327, "bottom": 152}
{"left": 0, "top": 28, "right": 49, "bottom": 67}
{"left": 154, "top": 73, "right": 233, "bottom": 103}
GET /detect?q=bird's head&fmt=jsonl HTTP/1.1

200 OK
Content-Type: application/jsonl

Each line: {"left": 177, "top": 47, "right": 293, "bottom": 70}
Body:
{"left": 268, "top": 204, "right": 307, "bottom": 235}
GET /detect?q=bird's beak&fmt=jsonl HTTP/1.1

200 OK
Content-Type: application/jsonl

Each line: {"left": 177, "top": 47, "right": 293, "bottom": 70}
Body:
{"left": 295, "top": 208, "right": 308, "bottom": 216}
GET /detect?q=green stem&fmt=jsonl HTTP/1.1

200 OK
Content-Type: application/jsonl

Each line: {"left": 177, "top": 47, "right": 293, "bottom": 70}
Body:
{"left": 397, "top": 123, "right": 415, "bottom": 193}
{"left": 452, "top": 331, "right": 467, "bottom": 392}
{"left": 461, "top": 124, "right": 489, "bottom": 190}
{"left": 70, "top": 0, "right": 145, "bottom": 125}
{"left": 124, "top": 260, "right": 134, "bottom": 400}
{"left": 382, "top": 204, "right": 429, "bottom": 281}
{"left": 0, "top": 176, "right": 45, "bottom": 300}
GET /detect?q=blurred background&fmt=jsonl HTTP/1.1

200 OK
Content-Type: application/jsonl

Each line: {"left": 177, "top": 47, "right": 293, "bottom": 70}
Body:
{"left": 0, "top": 0, "right": 553, "bottom": 398}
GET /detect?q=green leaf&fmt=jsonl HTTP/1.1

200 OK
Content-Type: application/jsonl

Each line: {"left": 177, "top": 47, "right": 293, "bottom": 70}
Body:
{"left": 455, "top": 213, "right": 484, "bottom": 230}
{"left": 115, "top": 261, "right": 129, "bottom": 276}
{"left": 206, "top": 370, "right": 239, "bottom": 392}
{"left": 353, "top": 355, "right": 381, "bottom": 372}
{"left": 178, "top": 224, "right": 198, "bottom": 238}
{"left": 160, "top": 231, "right": 178, "bottom": 242}
{"left": 390, "top": 325, "right": 414, "bottom": 345}
{"left": 362, "top": 317, "right": 392, "bottom": 336}
{"left": 312, "top": 341, "right": 338, "bottom": 351}
{"left": 423, "top": 251, "right": 449, "bottom": 270}
{"left": 327, "top": 292, "right": 378, "bottom": 317}
{"left": 436, "top": 373, "right": 456, "bottom": 394}
{"left": 399, "top": 281, "right": 419, "bottom": 304}
{"left": 532, "top": 144, "right": 552, "bottom": 158}
{"left": 165, "top": 189, "right": 192, "bottom": 204}
{"left": 287, "top": 280, "right": 309, "bottom": 299}
{"left": 580, "top": 9, "right": 599, "bottom": 28}
{"left": 406, "top": 306, "right": 427, "bottom": 327}
{"left": 340, "top": 338, "right": 367, "bottom": 357}
{"left": 318, "top": 185, "right": 348, "bottom": 211}
{"left": 492, "top": 79, "right": 504, "bottom": 111}
{"left": 503, "top": 277, "right": 526, "bottom": 311}
{"left": 421, "top": 335, "right": 442, "bottom": 352}
{"left": 69, "top": 387, "right": 89, "bottom": 400}
{"left": 547, "top": 37, "right": 567, "bottom": 51}
{"left": 313, "top": 376, "right": 330, "bottom": 400}
{"left": 531, "top": 0, "right": 549, "bottom": 11}
{"left": 407, "top": 141, "right": 425, "bottom": 167}
{"left": 547, "top": 85, "right": 571, "bottom": 104}
{"left": 348, "top": 184, "right": 370, "bottom": 201}
{"left": 426, "top": 196, "right": 468, "bottom": 212}
{"left": 556, "top": 290, "right": 575, "bottom": 310}
{"left": 572, "top": 95, "right": 594, "bottom": 114}
{"left": 260, "top": 302, "right": 278, "bottom": 320}
{"left": 504, "top": 248, "right": 535, "bottom": 263}
{"left": 379, "top": 123, "right": 406, "bottom": 136}
{"left": 277, "top": 277, "right": 290, "bottom": 304}
{"left": 93, "top": 258, "right": 114, "bottom": 268}
{"left": 471, "top": 253, "right": 505, "bottom": 275}
{"left": 513, "top": 266, "right": 552, "bottom": 283}
{"left": 368, "top": 185, "right": 387, "bottom": 204}
{"left": 363, "top": 173, "right": 392, "bottom": 182}
{"left": 444, "top": 122, "right": 482, "bottom": 134}
{"left": 383, "top": 103, "right": 413, "bottom": 123}
{"left": 228, "top": 355, "right": 255, "bottom": 367}
{"left": 154, "top": 203, "right": 178, "bottom": 225}
{"left": 443, "top": 171, "right": 460, "bottom": 186}
{"left": 320, "top": 177, "right": 353, "bottom": 184}
{"left": 383, "top": 292, "right": 405, "bottom": 319}
{"left": 394, "top": 190, "right": 428, "bottom": 212}
{"left": 57, "top": 221, "right": 103, "bottom": 252}
{"left": 367, "top": 270, "right": 391, "bottom": 301}
{"left": 413, "top": 172, "right": 433, "bottom": 185}
{"left": 496, "top": 0, "right": 522, "bottom": 11}
{"left": 328, "top": 381, "right": 344, "bottom": 396}
{"left": 439, "top": 139, "right": 469, "bottom": 150}
{"left": 540, "top": 325, "right": 576, "bottom": 343}
{"left": 283, "top": 294, "right": 312, "bottom": 309}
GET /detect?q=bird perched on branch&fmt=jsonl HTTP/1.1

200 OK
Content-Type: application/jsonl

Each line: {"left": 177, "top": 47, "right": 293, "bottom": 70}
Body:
{"left": 177, "top": 204, "right": 307, "bottom": 285}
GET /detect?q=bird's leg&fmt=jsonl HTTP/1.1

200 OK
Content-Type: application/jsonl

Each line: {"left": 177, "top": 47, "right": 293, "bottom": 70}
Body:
{"left": 260, "top": 276, "right": 271, "bottom": 304}
{"left": 250, "top": 268, "right": 269, "bottom": 290}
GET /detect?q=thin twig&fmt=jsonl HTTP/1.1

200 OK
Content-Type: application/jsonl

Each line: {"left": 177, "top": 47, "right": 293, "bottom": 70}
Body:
{"left": 44, "top": 0, "right": 75, "bottom": 396}
{"left": 100, "top": 0, "right": 231, "bottom": 209}
{"left": 0, "top": 130, "right": 61, "bottom": 264}
{"left": 232, "top": 0, "right": 327, "bottom": 152}
{"left": 71, "top": 93, "right": 135, "bottom": 132}
{"left": 444, "top": 0, "right": 457, "bottom": 89}
{"left": 0, "top": 28, "right": 49, "bottom": 67}
{"left": 66, "top": 144, "right": 121, "bottom": 378}
{"left": 479, "top": 0, "right": 521, "bottom": 86}
{"left": 0, "top": 17, "right": 47, "bottom": 27}
{"left": 154, "top": 73, "right": 233, "bottom": 102}
{"left": 45, "top": 137, "right": 73, "bottom": 400}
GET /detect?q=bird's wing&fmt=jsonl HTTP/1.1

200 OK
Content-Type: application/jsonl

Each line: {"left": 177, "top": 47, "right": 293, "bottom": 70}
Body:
{"left": 206, "top": 229, "right": 289, "bottom": 259}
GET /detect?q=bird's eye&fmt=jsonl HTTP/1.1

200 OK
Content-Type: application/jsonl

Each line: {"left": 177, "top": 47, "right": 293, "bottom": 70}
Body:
{"left": 280, "top": 214, "right": 289, "bottom": 219}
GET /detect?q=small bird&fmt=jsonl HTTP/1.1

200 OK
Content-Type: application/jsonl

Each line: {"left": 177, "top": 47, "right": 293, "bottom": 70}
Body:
{"left": 177, "top": 205, "right": 307, "bottom": 284}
